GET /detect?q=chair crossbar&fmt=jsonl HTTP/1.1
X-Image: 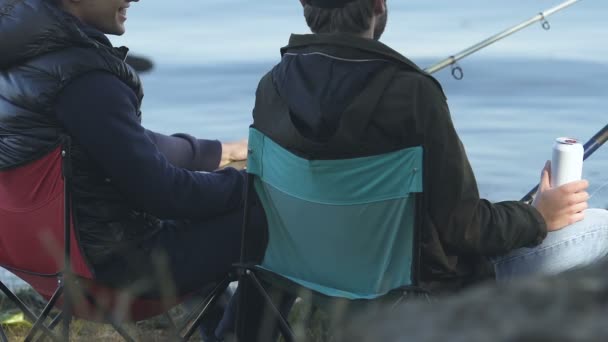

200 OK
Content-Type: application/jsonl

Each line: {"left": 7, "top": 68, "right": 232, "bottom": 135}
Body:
{"left": 0, "top": 282, "right": 39, "bottom": 324}
{"left": 0, "top": 325, "right": 7, "bottom": 342}
{"left": 0, "top": 281, "right": 60, "bottom": 342}
{"left": 181, "top": 275, "right": 233, "bottom": 341}
{"left": 24, "top": 284, "right": 63, "bottom": 342}
{"left": 33, "top": 312, "right": 62, "bottom": 342}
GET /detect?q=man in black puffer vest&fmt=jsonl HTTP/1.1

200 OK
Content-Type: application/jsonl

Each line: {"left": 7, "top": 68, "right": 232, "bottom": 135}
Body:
{"left": 0, "top": 0, "right": 264, "bottom": 312}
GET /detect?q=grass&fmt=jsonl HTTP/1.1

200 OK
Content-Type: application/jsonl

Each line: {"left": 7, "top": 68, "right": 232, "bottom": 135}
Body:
{"left": 287, "top": 302, "right": 333, "bottom": 342}
{"left": 3, "top": 320, "right": 193, "bottom": 341}
{"left": 0, "top": 287, "right": 204, "bottom": 341}
{"left": 1, "top": 288, "right": 338, "bottom": 341}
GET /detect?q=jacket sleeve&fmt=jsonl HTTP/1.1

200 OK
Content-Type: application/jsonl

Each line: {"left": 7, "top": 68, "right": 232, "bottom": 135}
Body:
{"left": 144, "top": 130, "right": 222, "bottom": 172}
{"left": 419, "top": 76, "right": 547, "bottom": 256}
{"left": 55, "top": 71, "right": 244, "bottom": 220}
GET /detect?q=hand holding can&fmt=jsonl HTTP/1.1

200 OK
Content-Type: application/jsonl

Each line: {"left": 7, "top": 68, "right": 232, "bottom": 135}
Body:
{"left": 533, "top": 159, "right": 589, "bottom": 232}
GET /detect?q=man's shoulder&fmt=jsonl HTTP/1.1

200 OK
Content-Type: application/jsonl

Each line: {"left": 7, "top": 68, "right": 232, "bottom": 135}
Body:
{"left": 254, "top": 68, "right": 277, "bottom": 95}
{"left": 58, "top": 71, "right": 138, "bottom": 107}
{"left": 361, "top": 40, "right": 445, "bottom": 96}
{"left": 34, "top": 46, "right": 101, "bottom": 60}
{"left": 28, "top": 47, "right": 120, "bottom": 77}
{"left": 387, "top": 65, "right": 446, "bottom": 99}
{"left": 31, "top": 47, "right": 143, "bottom": 102}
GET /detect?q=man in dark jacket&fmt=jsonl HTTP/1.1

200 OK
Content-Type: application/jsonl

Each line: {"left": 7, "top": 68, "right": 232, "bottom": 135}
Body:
{"left": 249, "top": 0, "right": 608, "bottom": 293}
{"left": 0, "top": 0, "right": 263, "bottom": 306}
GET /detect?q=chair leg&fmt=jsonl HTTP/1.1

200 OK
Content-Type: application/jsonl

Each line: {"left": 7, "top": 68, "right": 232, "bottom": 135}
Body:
{"left": 247, "top": 271, "right": 295, "bottom": 342}
{"left": 0, "top": 324, "right": 8, "bottom": 342}
{"left": 61, "top": 281, "right": 72, "bottom": 342}
{"left": 83, "top": 293, "right": 136, "bottom": 342}
{"left": 0, "top": 282, "right": 50, "bottom": 333}
{"left": 46, "top": 312, "right": 63, "bottom": 331}
{"left": 60, "top": 311, "right": 71, "bottom": 342}
{"left": 0, "top": 282, "right": 61, "bottom": 342}
{"left": 33, "top": 313, "right": 63, "bottom": 342}
{"left": 23, "top": 285, "right": 64, "bottom": 342}
{"left": 180, "top": 276, "right": 232, "bottom": 341}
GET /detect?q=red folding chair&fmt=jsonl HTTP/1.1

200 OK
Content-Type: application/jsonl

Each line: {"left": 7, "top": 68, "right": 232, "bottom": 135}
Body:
{"left": 0, "top": 137, "right": 227, "bottom": 341}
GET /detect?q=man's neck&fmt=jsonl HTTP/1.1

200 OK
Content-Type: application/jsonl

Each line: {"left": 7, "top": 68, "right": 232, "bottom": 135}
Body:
{"left": 359, "top": 16, "right": 376, "bottom": 40}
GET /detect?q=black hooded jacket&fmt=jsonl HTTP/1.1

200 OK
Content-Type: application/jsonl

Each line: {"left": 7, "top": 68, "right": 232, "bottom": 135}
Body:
{"left": 0, "top": 0, "right": 244, "bottom": 270}
{"left": 252, "top": 33, "right": 547, "bottom": 292}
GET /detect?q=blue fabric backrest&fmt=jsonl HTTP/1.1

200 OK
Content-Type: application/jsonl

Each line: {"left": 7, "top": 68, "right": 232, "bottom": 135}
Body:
{"left": 247, "top": 128, "right": 423, "bottom": 299}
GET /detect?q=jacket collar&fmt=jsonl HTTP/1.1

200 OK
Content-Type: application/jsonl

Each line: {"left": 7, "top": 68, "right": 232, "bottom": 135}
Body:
{"left": 76, "top": 20, "right": 113, "bottom": 48}
{"left": 281, "top": 33, "right": 426, "bottom": 74}
{"left": 75, "top": 19, "right": 129, "bottom": 61}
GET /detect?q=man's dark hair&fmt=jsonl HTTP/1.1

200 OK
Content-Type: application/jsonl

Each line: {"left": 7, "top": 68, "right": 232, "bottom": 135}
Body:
{"left": 303, "top": 0, "right": 374, "bottom": 35}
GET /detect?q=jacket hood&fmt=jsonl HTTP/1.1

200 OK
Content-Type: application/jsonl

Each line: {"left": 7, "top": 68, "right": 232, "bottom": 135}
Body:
{"left": 270, "top": 34, "right": 443, "bottom": 143}
{"left": 0, "top": 0, "right": 100, "bottom": 69}
{"left": 271, "top": 44, "right": 387, "bottom": 141}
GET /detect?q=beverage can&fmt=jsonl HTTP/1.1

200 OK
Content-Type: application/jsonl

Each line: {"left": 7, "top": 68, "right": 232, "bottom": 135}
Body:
{"left": 551, "top": 137, "right": 584, "bottom": 187}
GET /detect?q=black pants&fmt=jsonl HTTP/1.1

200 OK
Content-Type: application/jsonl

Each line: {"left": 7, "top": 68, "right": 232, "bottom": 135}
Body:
{"left": 93, "top": 203, "right": 267, "bottom": 299}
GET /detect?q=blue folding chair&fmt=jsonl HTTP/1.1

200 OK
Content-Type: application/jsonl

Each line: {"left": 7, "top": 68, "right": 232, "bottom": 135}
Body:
{"left": 234, "top": 128, "right": 428, "bottom": 341}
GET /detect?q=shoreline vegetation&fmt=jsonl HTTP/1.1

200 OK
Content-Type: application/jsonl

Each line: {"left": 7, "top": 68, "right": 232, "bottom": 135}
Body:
{"left": 0, "top": 287, "right": 333, "bottom": 341}
{"left": 0, "top": 287, "right": 196, "bottom": 341}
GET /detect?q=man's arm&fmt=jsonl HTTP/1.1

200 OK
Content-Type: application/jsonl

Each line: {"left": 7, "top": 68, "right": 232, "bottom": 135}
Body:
{"left": 55, "top": 71, "right": 244, "bottom": 220}
{"left": 419, "top": 76, "right": 547, "bottom": 256}
{"left": 145, "top": 131, "right": 249, "bottom": 171}
{"left": 144, "top": 130, "right": 221, "bottom": 171}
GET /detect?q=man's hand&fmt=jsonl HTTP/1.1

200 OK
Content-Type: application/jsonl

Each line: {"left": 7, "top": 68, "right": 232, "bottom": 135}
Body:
{"left": 533, "top": 160, "right": 589, "bottom": 231}
{"left": 220, "top": 139, "right": 248, "bottom": 168}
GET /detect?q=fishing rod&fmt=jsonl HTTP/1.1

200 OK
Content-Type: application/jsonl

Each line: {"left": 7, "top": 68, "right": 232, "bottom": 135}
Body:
{"left": 521, "top": 123, "right": 608, "bottom": 203}
{"left": 424, "top": 0, "right": 581, "bottom": 79}
{"left": 418, "top": 0, "right": 605, "bottom": 203}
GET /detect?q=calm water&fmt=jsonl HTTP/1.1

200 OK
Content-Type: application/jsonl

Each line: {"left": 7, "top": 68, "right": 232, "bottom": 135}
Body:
{"left": 2, "top": 0, "right": 607, "bottom": 288}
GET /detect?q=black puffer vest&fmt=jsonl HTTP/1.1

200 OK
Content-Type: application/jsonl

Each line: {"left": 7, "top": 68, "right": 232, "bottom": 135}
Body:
{"left": 0, "top": 0, "right": 153, "bottom": 268}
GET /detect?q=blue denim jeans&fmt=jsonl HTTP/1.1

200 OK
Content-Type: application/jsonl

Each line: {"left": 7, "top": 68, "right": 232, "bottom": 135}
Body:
{"left": 493, "top": 209, "right": 608, "bottom": 282}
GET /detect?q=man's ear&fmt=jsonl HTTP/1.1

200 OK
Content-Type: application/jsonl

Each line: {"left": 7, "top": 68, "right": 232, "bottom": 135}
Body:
{"left": 372, "top": 0, "right": 386, "bottom": 15}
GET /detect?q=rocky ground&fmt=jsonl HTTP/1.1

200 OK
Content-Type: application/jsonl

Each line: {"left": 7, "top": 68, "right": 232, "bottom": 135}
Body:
{"left": 339, "top": 257, "right": 608, "bottom": 342}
